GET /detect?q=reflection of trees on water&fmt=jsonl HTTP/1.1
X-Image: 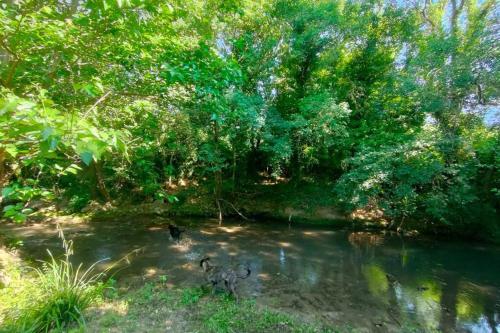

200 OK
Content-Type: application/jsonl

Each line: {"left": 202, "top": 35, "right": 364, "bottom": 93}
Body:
{"left": 348, "top": 232, "right": 385, "bottom": 248}
{"left": 353, "top": 231, "right": 500, "bottom": 332}
{"left": 248, "top": 228, "right": 500, "bottom": 331}
{"left": 455, "top": 282, "right": 499, "bottom": 333}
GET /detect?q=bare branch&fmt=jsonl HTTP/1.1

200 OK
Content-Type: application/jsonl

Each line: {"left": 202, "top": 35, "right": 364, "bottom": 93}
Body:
{"left": 83, "top": 91, "right": 113, "bottom": 117}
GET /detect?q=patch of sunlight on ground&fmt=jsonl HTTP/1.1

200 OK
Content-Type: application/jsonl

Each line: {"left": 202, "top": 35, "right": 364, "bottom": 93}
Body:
{"left": 98, "top": 300, "right": 129, "bottom": 316}
{"left": 144, "top": 267, "right": 159, "bottom": 278}
{"left": 258, "top": 273, "right": 272, "bottom": 280}
{"left": 217, "top": 226, "right": 243, "bottom": 233}
{"left": 302, "top": 231, "right": 323, "bottom": 238}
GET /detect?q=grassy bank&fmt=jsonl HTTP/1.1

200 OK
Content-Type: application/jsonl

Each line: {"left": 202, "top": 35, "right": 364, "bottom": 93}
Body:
{"left": 85, "top": 279, "right": 339, "bottom": 333}
{"left": 0, "top": 227, "right": 110, "bottom": 333}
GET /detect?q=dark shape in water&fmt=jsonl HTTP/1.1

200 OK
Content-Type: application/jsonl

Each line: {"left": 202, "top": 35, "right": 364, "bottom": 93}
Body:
{"left": 168, "top": 224, "right": 184, "bottom": 242}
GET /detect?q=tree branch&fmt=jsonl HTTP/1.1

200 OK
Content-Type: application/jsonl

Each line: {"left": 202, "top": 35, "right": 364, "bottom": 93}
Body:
{"left": 218, "top": 198, "right": 253, "bottom": 223}
{"left": 421, "top": 0, "right": 436, "bottom": 31}
{"left": 83, "top": 91, "right": 112, "bottom": 117}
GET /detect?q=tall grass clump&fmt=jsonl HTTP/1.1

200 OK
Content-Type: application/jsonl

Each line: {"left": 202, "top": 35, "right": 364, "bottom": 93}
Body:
{"left": 2, "top": 225, "right": 112, "bottom": 332}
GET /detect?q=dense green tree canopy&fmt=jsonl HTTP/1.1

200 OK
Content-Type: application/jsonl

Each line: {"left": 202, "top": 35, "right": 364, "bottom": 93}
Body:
{"left": 0, "top": 0, "right": 498, "bottom": 237}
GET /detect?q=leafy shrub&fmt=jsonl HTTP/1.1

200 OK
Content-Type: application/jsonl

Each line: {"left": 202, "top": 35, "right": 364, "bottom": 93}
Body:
{"left": 1, "top": 182, "right": 53, "bottom": 223}
{"left": 335, "top": 129, "right": 499, "bottom": 237}
{"left": 67, "top": 193, "right": 91, "bottom": 213}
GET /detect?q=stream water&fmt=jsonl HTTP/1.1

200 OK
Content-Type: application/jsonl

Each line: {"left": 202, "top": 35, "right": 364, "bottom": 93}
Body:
{"left": 1, "top": 217, "right": 499, "bottom": 332}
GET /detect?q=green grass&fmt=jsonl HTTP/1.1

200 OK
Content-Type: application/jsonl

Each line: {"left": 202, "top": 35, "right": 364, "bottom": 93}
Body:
{"left": 180, "top": 286, "right": 207, "bottom": 305}
{"left": 192, "top": 295, "right": 336, "bottom": 333}
{"left": 83, "top": 279, "right": 341, "bottom": 333}
{"left": 0, "top": 225, "right": 111, "bottom": 332}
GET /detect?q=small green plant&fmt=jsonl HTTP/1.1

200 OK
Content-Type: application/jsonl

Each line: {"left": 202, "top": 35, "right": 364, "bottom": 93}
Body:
{"left": 181, "top": 287, "right": 206, "bottom": 305}
{"left": 104, "top": 278, "right": 119, "bottom": 299}
{"left": 1, "top": 182, "right": 53, "bottom": 223}
{"left": 137, "top": 282, "right": 155, "bottom": 304}
{"left": 2, "top": 203, "right": 32, "bottom": 223}
{"left": 17, "top": 225, "right": 108, "bottom": 332}
{"left": 154, "top": 190, "right": 179, "bottom": 204}
{"left": 1, "top": 235, "right": 24, "bottom": 250}
{"left": 67, "top": 193, "right": 91, "bottom": 213}
{"left": 3, "top": 225, "right": 117, "bottom": 332}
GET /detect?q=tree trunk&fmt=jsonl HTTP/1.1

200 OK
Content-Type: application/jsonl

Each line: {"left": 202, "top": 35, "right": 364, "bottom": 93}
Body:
{"left": 94, "top": 160, "right": 111, "bottom": 202}
{"left": 232, "top": 146, "right": 236, "bottom": 193}
{"left": 0, "top": 147, "right": 7, "bottom": 187}
{"left": 168, "top": 153, "right": 173, "bottom": 187}
{"left": 212, "top": 120, "right": 223, "bottom": 223}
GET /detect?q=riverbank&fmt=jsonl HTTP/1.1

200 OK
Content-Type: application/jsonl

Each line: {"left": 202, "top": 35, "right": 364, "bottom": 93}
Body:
{"left": 70, "top": 180, "right": 499, "bottom": 243}
{"left": 81, "top": 182, "right": 350, "bottom": 226}
{"left": 3, "top": 181, "right": 498, "bottom": 244}
{"left": 85, "top": 278, "right": 338, "bottom": 333}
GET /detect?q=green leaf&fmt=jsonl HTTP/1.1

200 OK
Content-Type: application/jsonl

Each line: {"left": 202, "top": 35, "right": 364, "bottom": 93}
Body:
{"left": 89, "top": 126, "right": 101, "bottom": 139}
{"left": 167, "top": 195, "right": 179, "bottom": 203}
{"left": 3, "top": 205, "right": 17, "bottom": 215}
{"left": 5, "top": 144, "right": 18, "bottom": 157}
{"left": 13, "top": 213, "right": 27, "bottom": 223}
{"left": 21, "top": 208, "right": 34, "bottom": 215}
{"left": 65, "top": 166, "right": 80, "bottom": 174}
{"left": 42, "top": 127, "right": 54, "bottom": 140}
{"left": 80, "top": 151, "right": 94, "bottom": 166}
{"left": 3, "top": 204, "right": 27, "bottom": 223}
{"left": 1, "top": 186, "right": 14, "bottom": 198}
{"left": 103, "top": 0, "right": 110, "bottom": 11}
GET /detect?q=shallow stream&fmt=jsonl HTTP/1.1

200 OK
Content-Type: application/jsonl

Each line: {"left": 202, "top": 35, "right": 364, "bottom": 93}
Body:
{"left": 1, "top": 217, "right": 499, "bottom": 332}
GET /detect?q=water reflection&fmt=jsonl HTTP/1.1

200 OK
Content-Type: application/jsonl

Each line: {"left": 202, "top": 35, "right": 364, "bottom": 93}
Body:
{"left": 1, "top": 220, "right": 499, "bottom": 332}
{"left": 279, "top": 248, "right": 286, "bottom": 266}
{"left": 351, "top": 231, "right": 500, "bottom": 332}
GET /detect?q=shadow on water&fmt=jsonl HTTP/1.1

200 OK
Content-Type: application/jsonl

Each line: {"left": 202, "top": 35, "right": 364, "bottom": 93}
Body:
{"left": 1, "top": 217, "right": 499, "bottom": 332}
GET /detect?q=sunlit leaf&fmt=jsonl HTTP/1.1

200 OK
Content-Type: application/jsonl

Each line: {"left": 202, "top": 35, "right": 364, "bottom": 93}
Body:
{"left": 80, "top": 151, "right": 94, "bottom": 166}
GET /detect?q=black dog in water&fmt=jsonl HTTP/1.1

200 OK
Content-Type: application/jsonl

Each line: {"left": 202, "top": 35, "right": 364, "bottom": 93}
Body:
{"left": 168, "top": 224, "right": 185, "bottom": 242}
